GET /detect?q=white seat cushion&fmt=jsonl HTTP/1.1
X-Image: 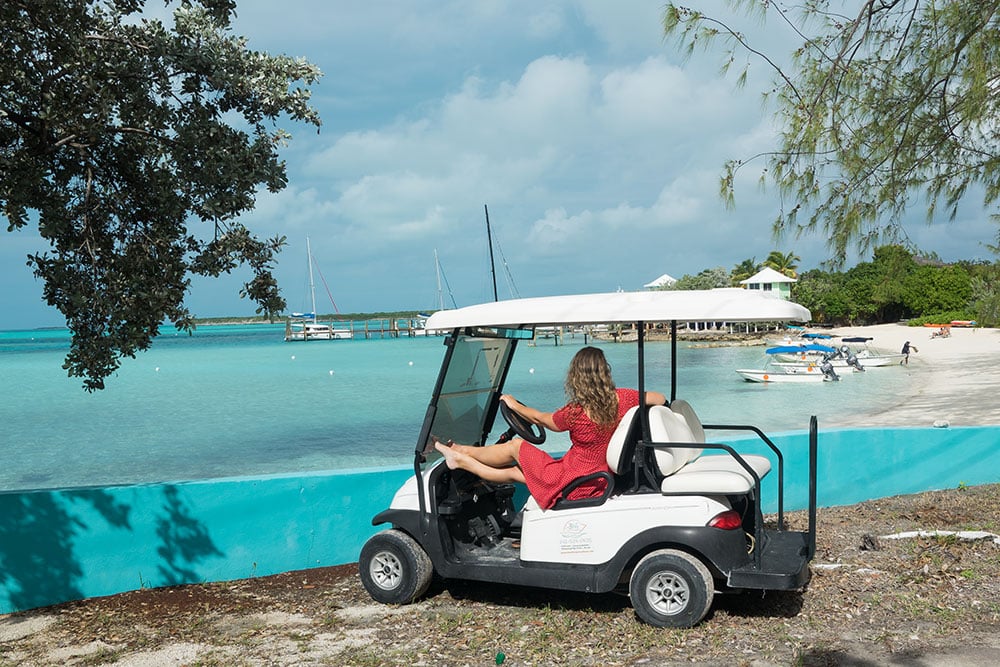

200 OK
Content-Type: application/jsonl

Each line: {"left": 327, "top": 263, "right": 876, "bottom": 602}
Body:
{"left": 682, "top": 453, "right": 771, "bottom": 481}
{"left": 660, "top": 453, "right": 772, "bottom": 494}
{"left": 660, "top": 469, "right": 756, "bottom": 494}
{"left": 606, "top": 406, "right": 639, "bottom": 474}
{"left": 647, "top": 405, "right": 701, "bottom": 476}
{"left": 668, "top": 399, "right": 705, "bottom": 448}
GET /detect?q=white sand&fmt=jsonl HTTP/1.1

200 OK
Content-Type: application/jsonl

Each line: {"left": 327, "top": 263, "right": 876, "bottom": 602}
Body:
{"left": 812, "top": 323, "right": 1000, "bottom": 428}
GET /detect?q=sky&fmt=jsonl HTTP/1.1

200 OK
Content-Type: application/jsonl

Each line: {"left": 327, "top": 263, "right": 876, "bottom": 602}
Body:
{"left": 3, "top": 0, "right": 998, "bottom": 330}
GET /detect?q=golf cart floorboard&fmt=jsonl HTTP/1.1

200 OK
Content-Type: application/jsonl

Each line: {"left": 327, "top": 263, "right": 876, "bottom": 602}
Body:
{"left": 726, "top": 529, "right": 811, "bottom": 590}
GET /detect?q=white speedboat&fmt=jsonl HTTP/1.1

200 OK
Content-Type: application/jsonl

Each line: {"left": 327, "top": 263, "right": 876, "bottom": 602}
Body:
{"left": 763, "top": 331, "right": 835, "bottom": 347}
{"left": 736, "top": 345, "right": 842, "bottom": 383}
{"left": 768, "top": 342, "right": 837, "bottom": 364}
{"left": 735, "top": 365, "right": 840, "bottom": 383}
{"left": 838, "top": 337, "right": 905, "bottom": 366}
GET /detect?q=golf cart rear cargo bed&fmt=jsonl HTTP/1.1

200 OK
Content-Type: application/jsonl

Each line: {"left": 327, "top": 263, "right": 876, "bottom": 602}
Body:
{"left": 727, "top": 529, "right": 811, "bottom": 589}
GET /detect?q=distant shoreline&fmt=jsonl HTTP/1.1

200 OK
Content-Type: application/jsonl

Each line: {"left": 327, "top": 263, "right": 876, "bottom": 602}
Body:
{"left": 191, "top": 312, "right": 426, "bottom": 327}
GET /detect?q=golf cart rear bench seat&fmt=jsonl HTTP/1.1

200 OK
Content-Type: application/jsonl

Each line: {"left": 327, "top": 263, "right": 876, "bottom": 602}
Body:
{"left": 616, "top": 403, "right": 771, "bottom": 496}
{"left": 552, "top": 401, "right": 772, "bottom": 509}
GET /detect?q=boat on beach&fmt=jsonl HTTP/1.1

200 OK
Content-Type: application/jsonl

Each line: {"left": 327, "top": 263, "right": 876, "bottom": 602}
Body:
{"left": 736, "top": 345, "right": 843, "bottom": 383}
{"left": 836, "top": 337, "right": 905, "bottom": 366}
{"left": 764, "top": 331, "right": 835, "bottom": 347}
{"left": 769, "top": 336, "right": 904, "bottom": 368}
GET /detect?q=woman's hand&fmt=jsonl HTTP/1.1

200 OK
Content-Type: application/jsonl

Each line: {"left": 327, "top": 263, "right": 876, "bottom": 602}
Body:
{"left": 500, "top": 394, "right": 519, "bottom": 408}
{"left": 501, "top": 394, "right": 560, "bottom": 432}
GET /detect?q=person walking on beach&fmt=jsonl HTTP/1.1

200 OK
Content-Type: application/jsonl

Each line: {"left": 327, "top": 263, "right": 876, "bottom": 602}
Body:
{"left": 434, "top": 346, "right": 665, "bottom": 509}
{"left": 901, "top": 340, "right": 918, "bottom": 365}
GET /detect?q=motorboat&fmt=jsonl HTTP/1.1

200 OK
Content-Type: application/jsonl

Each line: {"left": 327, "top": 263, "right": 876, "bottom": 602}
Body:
{"left": 763, "top": 330, "right": 835, "bottom": 347}
{"left": 736, "top": 345, "right": 842, "bottom": 383}
{"left": 768, "top": 342, "right": 837, "bottom": 364}
{"left": 837, "top": 337, "right": 905, "bottom": 366}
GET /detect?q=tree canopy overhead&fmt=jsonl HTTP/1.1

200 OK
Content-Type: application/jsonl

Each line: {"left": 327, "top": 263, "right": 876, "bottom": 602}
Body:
{"left": 664, "top": 1, "right": 1000, "bottom": 264}
{"left": 1, "top": 0, "right": 321, "bottom": 389}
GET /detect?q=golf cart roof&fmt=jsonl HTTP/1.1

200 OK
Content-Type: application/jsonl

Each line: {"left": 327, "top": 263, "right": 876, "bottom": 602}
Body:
{"left": 425, "top": 288, "right": 810, "bottom": 330}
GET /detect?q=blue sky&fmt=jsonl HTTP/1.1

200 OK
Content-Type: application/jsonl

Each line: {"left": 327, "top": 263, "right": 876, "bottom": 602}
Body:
{"left": 3, "top": 1, "right": 996, "bottom": 330}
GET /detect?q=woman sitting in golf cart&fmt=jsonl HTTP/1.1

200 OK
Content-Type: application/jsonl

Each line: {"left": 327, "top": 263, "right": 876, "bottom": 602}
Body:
{"left": 435, "top": 346, "right": 665, "bottom": 509}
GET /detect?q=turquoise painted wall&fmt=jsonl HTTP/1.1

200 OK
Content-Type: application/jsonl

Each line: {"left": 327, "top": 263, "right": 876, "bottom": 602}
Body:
{"left": 1, "top": 425, "right": 998, "bottom": 614}
{"left": 0, "top": 466, "right": 411, "bottom": 614}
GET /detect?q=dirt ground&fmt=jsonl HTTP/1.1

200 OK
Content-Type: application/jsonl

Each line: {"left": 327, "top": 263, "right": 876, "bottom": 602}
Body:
{"left": 3, "top": 483, "right": 1000, "bottom": 666}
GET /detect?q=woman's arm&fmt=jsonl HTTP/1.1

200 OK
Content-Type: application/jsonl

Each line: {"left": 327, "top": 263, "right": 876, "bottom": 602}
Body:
{"left": 500, "top": 394, "right": 562, "bottom": 432}
{"left": 643, "top": 390, "right": 667, "bottom": 406}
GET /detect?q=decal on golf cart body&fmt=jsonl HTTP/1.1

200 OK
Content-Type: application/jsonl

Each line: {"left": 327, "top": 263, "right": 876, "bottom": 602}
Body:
{"left": 559, "top": 519, "right": 592, "bottom": 554}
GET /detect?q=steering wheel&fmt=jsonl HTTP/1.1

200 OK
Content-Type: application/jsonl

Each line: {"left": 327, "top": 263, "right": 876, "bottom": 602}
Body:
{"left": 499, "top": 400, "right": 546, "bottom": 445}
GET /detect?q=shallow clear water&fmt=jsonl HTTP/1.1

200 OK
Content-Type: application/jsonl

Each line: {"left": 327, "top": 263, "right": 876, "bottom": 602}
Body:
{"left": 0, "top": 326, "right": 908, "bottom": 490}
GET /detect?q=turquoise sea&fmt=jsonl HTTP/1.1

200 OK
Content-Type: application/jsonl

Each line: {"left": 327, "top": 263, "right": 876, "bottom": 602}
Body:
{"left": 0, "top": 324, "right": 910, "bottom": 491}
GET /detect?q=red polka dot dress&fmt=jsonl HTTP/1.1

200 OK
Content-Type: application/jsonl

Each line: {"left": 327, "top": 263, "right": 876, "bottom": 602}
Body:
{"left": 517, "top": 388, "right": 640, "bottom": 509}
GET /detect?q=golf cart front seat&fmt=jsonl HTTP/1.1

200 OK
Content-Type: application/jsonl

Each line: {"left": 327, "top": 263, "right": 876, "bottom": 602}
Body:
{"left": 549, "top": 404, "right": 643, "bottom": 509}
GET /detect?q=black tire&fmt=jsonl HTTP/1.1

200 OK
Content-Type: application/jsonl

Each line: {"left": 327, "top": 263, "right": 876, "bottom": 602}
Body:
{"left": 629, "top": 549, "right": 714, "bottom": 628}
{"left": 359, "top": 530, "right": 434, "bottom": 605}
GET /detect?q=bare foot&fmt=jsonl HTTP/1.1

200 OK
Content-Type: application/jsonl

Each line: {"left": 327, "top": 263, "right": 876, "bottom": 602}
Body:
{"left": 434, "top": 442, "right": 461, "bottom": 469}
{"left": 431, "top": 435, "right": 454, "bottom": 448}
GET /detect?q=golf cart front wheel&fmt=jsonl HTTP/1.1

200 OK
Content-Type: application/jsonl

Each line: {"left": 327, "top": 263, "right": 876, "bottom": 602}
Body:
{"left": 359, "top": 529, "right": 433, "bottom": 605}
{"left": 629, "top": 549, "right": 714, "bottom": 628}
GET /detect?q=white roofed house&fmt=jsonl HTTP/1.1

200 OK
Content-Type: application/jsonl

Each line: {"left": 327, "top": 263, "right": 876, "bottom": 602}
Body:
{"left": 739, "top": 267, "right": 797, "bottom": 300}
{"left": 643, "top": 273, "right": 677, "bottom": 289}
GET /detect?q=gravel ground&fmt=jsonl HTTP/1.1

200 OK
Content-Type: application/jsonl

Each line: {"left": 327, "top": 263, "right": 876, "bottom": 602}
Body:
{"left": 3, "top": 483, "right": 1000, "bottom": 666}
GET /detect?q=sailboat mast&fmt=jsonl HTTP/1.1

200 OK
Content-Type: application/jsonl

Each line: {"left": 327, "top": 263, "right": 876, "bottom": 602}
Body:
{"left": 307, "top": 237, "right": 318, "bottom": 323}
{"left": 484, "top": 204, "right": 498, "bottom": 302}
{"left": 434, "top": 249, "right": 444, "bottom": 310}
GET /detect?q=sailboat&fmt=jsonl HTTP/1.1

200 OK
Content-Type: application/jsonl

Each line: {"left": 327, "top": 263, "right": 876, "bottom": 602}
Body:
{"left": 284, "top": 238, "right": 352, "bottom": 341}
{"left": 414, "top": 249, "right": 456, "bottom": 336}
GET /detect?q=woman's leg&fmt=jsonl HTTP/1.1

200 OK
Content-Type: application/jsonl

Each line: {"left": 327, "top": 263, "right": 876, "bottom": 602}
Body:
{"left": 452, "top": 439, "right": 522, "bottom": 467}
{"left": 434, "top": 440, "right": 527, "bottom": 484}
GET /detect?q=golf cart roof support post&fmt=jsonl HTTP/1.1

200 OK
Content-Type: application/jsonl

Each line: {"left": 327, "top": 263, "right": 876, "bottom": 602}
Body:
{"left": 637, "top": 322, "right": 649, "bottom": 442}
{"left": 670, "top": 320, "right": 677, "bottom": 402}
{"left": 808, "top": 415, "right": 818, "bottom": 558}
{"left": 414, "top": 331, "right": 461, "bottom": 522}
{"left": 481, "top": 336, "right": 522, "bottom": 447}
{"left": 633, "top": 322, "right": 652, "bottom": 493}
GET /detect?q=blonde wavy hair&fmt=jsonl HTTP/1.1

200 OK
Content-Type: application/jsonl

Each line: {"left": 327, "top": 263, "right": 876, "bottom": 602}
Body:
{"left": 564, "top": 347, "right": 618, "bottom": 426}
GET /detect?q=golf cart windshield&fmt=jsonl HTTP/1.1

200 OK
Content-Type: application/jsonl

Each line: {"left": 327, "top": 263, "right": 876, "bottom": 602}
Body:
{"left": 424, "top": 327, "right": 531, "bottom": 450}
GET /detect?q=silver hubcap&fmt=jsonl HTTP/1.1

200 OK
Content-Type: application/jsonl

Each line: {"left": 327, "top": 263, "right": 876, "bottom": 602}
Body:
{"left": 646, "top": 570, "right": 690, "bottom": 615}
{"left": 369, "top": 550, "right": 403, "bottom": 590}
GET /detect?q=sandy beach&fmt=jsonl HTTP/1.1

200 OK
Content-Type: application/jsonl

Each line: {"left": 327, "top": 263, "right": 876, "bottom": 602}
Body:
{"left": 809, "top": 322, "right": 1000, "bottom": 428}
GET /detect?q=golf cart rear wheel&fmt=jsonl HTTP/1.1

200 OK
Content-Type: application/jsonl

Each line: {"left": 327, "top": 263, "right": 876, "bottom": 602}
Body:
{"left": 359, "top": 529, "right": 433, "bottom": 605}
{"left": 629, "top": 549, "right": 714, "bottom": 628}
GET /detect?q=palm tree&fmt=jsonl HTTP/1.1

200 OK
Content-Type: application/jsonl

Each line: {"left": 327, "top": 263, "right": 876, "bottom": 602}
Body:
{"left": 730, "top": 257, "right": 760, "bottom": 285}
{"left": 764, "top": 250, "right": 801, "bottom": 279}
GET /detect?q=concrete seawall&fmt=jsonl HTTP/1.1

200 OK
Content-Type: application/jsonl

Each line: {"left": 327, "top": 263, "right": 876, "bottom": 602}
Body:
{"left": 2, "top": 424, "right": 998, "bottom": 614}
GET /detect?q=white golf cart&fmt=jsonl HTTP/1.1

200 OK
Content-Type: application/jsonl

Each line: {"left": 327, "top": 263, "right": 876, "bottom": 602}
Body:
{"left": 359, "top": 289, "right": 818, "bottom": 627}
